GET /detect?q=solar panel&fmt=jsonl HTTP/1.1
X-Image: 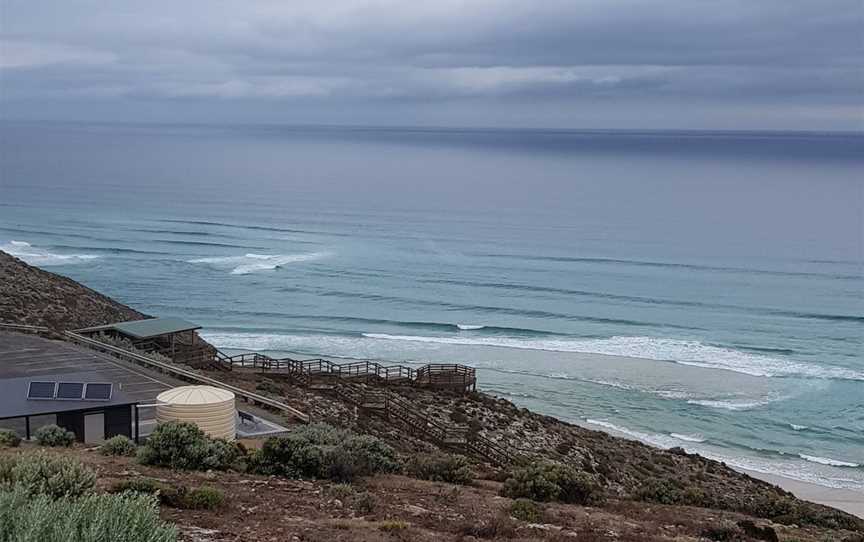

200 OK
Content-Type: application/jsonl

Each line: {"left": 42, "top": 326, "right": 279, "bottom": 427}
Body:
{"left": 27, "top": 381, "right": 56, "bottom": 400}
{"left": 84, "top": 383, "right": 112, "bottom": 401}
{"left": 56, "top": 382, "right": 85, "bottom": 400}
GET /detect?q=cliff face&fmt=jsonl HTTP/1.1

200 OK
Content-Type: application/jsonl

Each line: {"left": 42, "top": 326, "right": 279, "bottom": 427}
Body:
{"left": 0, "top": 250, "right": 146, "bottom": 330}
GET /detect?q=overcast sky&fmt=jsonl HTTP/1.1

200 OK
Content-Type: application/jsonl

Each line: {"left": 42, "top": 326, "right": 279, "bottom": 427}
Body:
{"left": 1, "top": 1, "right": 862, "bottom": 130}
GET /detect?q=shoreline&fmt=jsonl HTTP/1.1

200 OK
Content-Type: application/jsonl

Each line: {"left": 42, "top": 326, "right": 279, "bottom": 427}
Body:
{"left": 744, "top": 469, "right": 864, "bottom": 519}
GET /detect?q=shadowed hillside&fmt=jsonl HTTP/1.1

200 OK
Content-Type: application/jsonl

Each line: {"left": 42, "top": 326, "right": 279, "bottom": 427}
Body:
{"left": 0, "top": 250, "right": 145, "bottom": 330}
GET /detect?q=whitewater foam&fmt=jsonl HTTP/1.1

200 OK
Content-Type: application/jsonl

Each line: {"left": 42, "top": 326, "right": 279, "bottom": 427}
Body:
{"left": 686, "top": 396, "right": 785, "bottom": 411}
{"left": 1, "top": 240, "right": 99, "bottom": 266}
{"left": 584, "top": 419, "right": 864, "bottom": 490}
{"left": 456, "top": 324, "right": 485, "bottom": 330}
{"left": 799, "top": 454, "right": 860, "bottom": 468}
{"left": 361, "top": 333, "right": 864, "bottom": 382}
{"left": 189, "top": 251, "right": 332, "bottom": 274}
{"left": 670, "top": 433, "right": 706, "bottom": 443}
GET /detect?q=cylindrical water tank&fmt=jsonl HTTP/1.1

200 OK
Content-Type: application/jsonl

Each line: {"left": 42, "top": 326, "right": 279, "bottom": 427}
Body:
{"left": 156, "top": 385, "right": 236, "bottom": 441}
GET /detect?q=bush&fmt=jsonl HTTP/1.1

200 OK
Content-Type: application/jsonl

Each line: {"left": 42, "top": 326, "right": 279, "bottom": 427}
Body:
{"left": 250, "top": 424, "right": 397, "bottom": 482}
{"left": 508, "top": 498, "right": 543, "bottom": 523}
{"left": 336, "top": 435, "right": 399, "bottom": 476}
{"left": 0, "top": 430, "right": 21, "bottom": 448}
{"left": 379, "top": 520, "right": 408, "bottom": 532}
{"left": 0, "top": 487, "right": 176, "bottom": 541}
{"left": 0, "top": 452, "right": 96, "bottom": 499}
{"left": 406, "top": 453, "right": 474, "bottom": 485}
{"left": 110, "top": 477, "right": 183, "bottom": 507}
{"left": 501, "top": 462, "right": 603, "bottom": 505}
{"left": 100, "top": 435, "right": 137, "bottom": 456}
{"left": 138, "top": 421, "right": 240, "bottom": 471}
{"left": 352, "top": 491, "right": 377, "bottom": 514}
{"left": 250, "top": 434, "right": 327, "bottom": 478}
{"left": 34, "top": 424, "right": 75, "bottom": 447}
{"left": 182, "top": 486, "right": 224, "bottom": 510}
{"left": 701, "top": 520, "right": 743, "bottom": 541}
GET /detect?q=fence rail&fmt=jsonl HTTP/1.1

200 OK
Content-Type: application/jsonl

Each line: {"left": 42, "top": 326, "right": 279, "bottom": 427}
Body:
{"left": 63, "top": 331, "right": 309, "bottom": 423}
{"left": 331, "top": 382, "right": 518, "bottom": 466}
{"left": 215, "top": 349, "right": 476, "bottom": 391}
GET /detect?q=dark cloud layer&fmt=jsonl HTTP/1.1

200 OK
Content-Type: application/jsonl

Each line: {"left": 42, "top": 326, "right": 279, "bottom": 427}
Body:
{"left": 1, "top": 1, "right": 861, "bottom": 129}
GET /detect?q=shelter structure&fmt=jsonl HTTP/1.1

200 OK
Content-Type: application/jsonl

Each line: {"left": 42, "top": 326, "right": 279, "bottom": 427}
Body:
{"left": 77, "top": 317, "right": 211, "bottom": 365}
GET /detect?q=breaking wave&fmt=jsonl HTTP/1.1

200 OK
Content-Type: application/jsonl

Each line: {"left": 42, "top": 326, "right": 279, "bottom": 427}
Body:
{"left": 361, "top": 333, "right": 864, "bottom": 382}
{"left": 670, "top": 433, "right": 706, "bottom": 443}
{"left": 1, "top": 240, "right": 99, "bottom": 266}
{"left": 799, "top": 454, "right": 860, "bottom": 468}
{"left": 456, "top": 324, "right": 485, "bottom": 330}
{"left": 686, "top": 395, "right": 787, "bottom": 411}
{"left": 189, "top": 251, "right": 332, "bottom": 274}
{"left": 583, "top": 419, "right": 864, "bottom": 489}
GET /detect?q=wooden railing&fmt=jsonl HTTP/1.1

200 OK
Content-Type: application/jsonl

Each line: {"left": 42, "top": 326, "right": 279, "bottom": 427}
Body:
{"left": 1, "top": 324, "right": 513, "bottom": 465}
{"left": 63, "top": 331, "right": 309, "bottom": 423}
{"left": 213, "top": 349, "right": 476, "bottom": 391}
{"left": 332, "top": 382, "right": 518, "bottom": 466}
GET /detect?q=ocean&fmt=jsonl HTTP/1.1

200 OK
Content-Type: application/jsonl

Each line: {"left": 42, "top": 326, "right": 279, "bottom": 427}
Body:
{"left": 1, "top": 121, "right": 862, "bottom": 490}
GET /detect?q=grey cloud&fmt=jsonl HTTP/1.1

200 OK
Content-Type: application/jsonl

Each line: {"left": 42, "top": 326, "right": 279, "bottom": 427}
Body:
{"left": 1, "top": 0, "right": 861, "bottom": 129}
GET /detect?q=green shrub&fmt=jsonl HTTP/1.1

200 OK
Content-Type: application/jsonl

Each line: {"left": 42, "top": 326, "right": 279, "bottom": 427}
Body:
{"left": 100, "top": 435, "right": 137, "bottom": 456}
{"left": 34, "top": 424, "right": 75, "bottom": 447}
{"left": 181, "top": 486, "right": 224, "bottom": 510}
{"left": 352, "top": 491, "right": 377, "bottom": 514}
{"left": 250, "top": 424, "right": 396, "bottom": 482}
{"left": 336, "top": 435, "right": 399, "bottom": 476}
{"left": 110, "top": 477, "right": 183, "bottom": 507}
{"left": 328, "top": 483, "right": 354, "bottom": 500}
{"left": 379, "top": 520, "right": 408, "bottom": 531}
{"left": 501, "top": 462, "right": 603, "bottom": 505}
{"left": 406, "top": 453, "right": 474, "bottom": 485}
{"left": 138, "top": 421, "right": 240, "bottom": 471}
{"left": 289, "top": 422, "right": 347, "bottom": 445}
{"left": 700, "top": 520, "right": 743, "bottom": 541}
{"left": 0, "top": 487, "right": 176, "bottom": 541}
{"left": 0, "top": 452, "right": 96, "bottom": 499}
{"left": 0, "top": 430, "right": 21, "bottom": 448}
{"left": 508, "top": 499, "right": 542, "bottom": 523}
{"left": 250, "top": 434, "right": 326, "bottom": 478}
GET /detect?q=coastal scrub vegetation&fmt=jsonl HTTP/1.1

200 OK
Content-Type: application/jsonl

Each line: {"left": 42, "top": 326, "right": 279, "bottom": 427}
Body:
{"left": 100, "top": 435, "right": 137, "bottom": 457}
{"left": 0, "top": 452, "right": 96, "bottom": 499}
{"left": 501, "top": 461, "right": 604, "bottom": 505}
{"left": 0, "top": 430, "right": 20, "bottom": 448}
{"left": 110, "top": 477, "right": 223, "bottom": 510}
{"left": 34, "top": 424, "right": 75, "bottom": 447}
{"left": 404, "top": 453, "right": 474, "bottom": 485}
{"left": 0, "top": 488, "right": 176, "bottom": 542}
{"left": 137, "top": 421, "right": 243, "bottom": 471}
{"left": 0, "top": 451, "right": 175, "bottom": 541}
{"left": 92, "top": 331, "right": 172, "bottom": 364}
{"left": 249, "top": 422, "right": 399, "bottom": 482}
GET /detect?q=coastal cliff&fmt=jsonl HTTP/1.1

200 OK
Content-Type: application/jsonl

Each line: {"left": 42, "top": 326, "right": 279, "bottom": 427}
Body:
{"left": 0, "top": 249, "right": 145, "bottom": 329}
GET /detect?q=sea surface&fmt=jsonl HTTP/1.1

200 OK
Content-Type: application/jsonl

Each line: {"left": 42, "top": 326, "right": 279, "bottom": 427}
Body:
{"left": 1, "top": 121, "right": 862, "bottom": 490}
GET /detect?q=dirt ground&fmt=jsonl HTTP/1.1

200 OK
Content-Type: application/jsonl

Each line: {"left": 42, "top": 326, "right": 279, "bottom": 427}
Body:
{"left": 3, "top": 444, "right": 856, "bottom": 542}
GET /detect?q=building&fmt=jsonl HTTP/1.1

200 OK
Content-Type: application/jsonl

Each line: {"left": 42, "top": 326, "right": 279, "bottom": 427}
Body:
{"left": 0, "top": 371, "right": 138, "bottom": 443}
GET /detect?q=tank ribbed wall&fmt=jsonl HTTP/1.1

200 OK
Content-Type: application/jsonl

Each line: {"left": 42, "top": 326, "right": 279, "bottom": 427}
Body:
{"left": 156, "top": 385, "right": 236, "bottom": 441}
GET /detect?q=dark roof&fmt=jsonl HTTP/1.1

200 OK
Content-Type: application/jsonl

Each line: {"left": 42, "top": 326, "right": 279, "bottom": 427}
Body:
{"left": 108, "top": 317, "right": 201, "bottom": 340}
{"left": 0, "top": 371, "right": 137, "bottom": 420}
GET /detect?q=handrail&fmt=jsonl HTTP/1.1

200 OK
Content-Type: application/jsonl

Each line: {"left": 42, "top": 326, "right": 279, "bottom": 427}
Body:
{"left": 64, "top": 331, "right": 309, "bottom": 423}
{"left": 219, "top": 349, "right": 475, "bottom": 390}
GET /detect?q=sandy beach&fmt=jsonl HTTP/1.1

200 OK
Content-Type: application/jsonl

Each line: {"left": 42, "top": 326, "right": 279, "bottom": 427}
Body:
{"left": 744, "top": 469, "right": 864, "bottom": 519}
